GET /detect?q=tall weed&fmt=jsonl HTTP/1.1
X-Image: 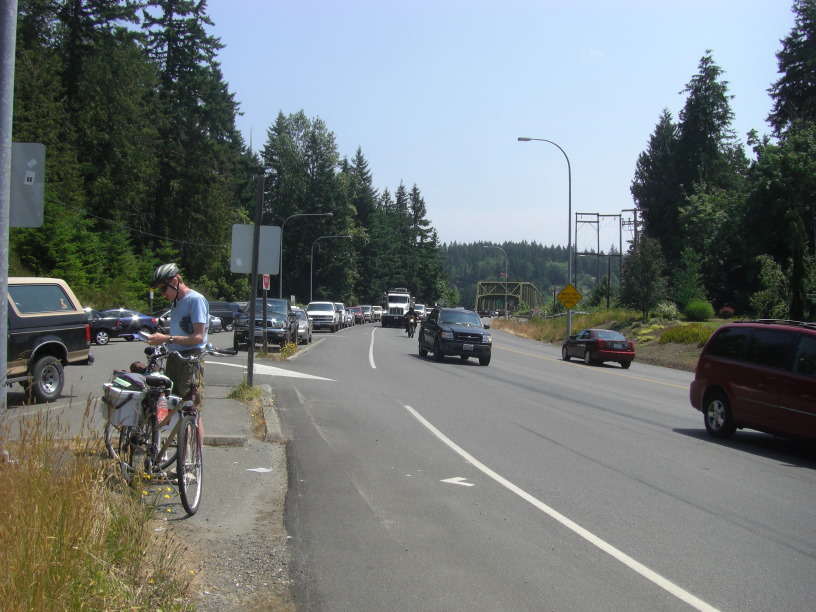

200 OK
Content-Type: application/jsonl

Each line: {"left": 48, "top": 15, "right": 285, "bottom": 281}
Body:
{"left": 659, "top": 323, "right": 714, "bottom": 346}
{"left": 0, "top": 401, "right": 194, "bottom": 611}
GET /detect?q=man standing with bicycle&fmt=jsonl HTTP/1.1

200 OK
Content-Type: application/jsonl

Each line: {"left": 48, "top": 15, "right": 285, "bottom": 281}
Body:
{"left": 147, "top": 263, "right": 209, "bottom": 407}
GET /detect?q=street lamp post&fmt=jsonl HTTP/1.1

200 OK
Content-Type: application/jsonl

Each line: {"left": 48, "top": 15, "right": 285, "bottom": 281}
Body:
{"left": 310, "top": 235, "right": 352, "bottom": 302}
{"left": 518, "top": 137, "right": 573, "bottom": 337}
{"left": 280, "top": 212, "right": 333, "bottom": 299}
{"left": 483, "top": 245, "right": 508, "bottom": 317}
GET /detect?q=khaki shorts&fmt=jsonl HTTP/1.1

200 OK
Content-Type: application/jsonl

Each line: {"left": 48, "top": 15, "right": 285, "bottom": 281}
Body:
{"left": 165, "top": 352, "right": 205, "bottom": 407}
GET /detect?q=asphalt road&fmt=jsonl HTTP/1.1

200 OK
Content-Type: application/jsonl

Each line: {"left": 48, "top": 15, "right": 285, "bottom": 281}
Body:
{"left": 4, "top": 325, "right": 815, "bottom": 611}
{"left": 270, "top": 322, "right": 815, "bottom": 612}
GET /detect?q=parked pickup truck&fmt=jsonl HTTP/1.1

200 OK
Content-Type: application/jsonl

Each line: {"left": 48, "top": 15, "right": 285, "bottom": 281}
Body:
{"left": 6, "top": 277, "right": 94, "bottom": 402}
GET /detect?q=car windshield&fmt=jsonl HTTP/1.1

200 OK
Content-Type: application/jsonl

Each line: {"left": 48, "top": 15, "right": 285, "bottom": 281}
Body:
{"left": 439, "top": 312, "right": 482, "bottom": 327}
{"left": 255, "top": 298, "right": 288, "bottom": 312}
{"left": 597, "top": 330, "right": 626, "bottom": 340}
{"left": 296, "top": 311, "right": 307, "bottom": 321}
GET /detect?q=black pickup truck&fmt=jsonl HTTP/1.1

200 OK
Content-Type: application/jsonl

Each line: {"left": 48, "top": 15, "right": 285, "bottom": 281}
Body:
{"left": 6, "top": 277, "right": 94, "bottom": 402}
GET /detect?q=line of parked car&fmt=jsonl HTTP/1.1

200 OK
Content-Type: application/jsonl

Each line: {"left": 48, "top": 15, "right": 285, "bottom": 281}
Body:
{"left": 304, "top": 301, "right": 384, "bottom": 333}
{"left": 86, "top": 300, "right": 245, "bottom": 345}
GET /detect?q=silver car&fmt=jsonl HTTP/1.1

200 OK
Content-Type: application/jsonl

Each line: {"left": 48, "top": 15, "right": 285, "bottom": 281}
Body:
{"left": 294, "top": 309, "right": 313, "bottom": 344}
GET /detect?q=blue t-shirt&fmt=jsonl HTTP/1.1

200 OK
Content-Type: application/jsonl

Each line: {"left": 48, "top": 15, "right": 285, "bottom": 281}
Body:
{"left": 169, "top": 289, "right": 209, "bottom": 351}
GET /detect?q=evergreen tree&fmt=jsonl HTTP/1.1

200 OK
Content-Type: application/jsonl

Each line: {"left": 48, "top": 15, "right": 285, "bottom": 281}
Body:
{"left": 744, "top": 124, "right": 816, "bottom": 319}
{"left": 768, "top": 0, "right": 816, "bottom": 134}
{"left": 619, "top": 236, "right": 668, "bottom": 317}
{"left": 142, "top": 0, "right": 243, "bottom": 279}
{"left": 631, "top": 109, "right": 678, "bottom": 261}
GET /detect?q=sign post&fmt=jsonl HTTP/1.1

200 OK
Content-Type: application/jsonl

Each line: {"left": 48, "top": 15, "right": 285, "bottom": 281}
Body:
{"left": 557, "top": 284, "right": 583, "bottom": 336}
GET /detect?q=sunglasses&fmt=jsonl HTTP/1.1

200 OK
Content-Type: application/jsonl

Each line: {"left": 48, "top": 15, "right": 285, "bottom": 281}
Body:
{"left": 158, "top": 283, "right": 174, "bottom": 294}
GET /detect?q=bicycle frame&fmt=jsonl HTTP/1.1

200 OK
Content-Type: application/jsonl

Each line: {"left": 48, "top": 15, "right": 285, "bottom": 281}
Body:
{"left": 103, "top": 343, "right": 235, "bottom": 516}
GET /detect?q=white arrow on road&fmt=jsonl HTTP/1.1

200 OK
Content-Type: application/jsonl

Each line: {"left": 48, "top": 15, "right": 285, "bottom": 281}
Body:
{"left": 209, "top": 360, "right": 335, "bottom": 381}
{"left": 441, "top": 477, "right": 474, "bottom": 487}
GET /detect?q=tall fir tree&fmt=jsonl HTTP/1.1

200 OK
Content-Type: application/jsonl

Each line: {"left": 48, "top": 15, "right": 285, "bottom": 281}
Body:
{"left": 768, "top": 0, "right": 816, "bottom": 134}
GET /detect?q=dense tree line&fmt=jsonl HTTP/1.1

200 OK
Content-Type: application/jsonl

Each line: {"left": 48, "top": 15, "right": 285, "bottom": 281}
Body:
{"left": 628, "top": 0, "right": 816, "bottom": 321}
{"left": 9, "top": 0, "right": 446, "bottom": 312}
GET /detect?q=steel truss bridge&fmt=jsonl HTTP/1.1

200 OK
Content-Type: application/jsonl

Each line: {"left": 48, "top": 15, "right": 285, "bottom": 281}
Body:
{"left": 475, "top": 281, "right": 546, "bottom": 313}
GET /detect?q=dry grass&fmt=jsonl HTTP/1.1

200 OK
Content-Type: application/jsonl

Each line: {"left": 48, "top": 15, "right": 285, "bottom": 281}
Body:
{"left": 0, "top": 400, "right": 195, "bottom": 611}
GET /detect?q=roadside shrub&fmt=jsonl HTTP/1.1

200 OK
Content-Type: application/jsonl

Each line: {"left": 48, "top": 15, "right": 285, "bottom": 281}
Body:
{"left": 659, "top": 323, "right": 714, "bottom": 346}
{"left": 654, "top": 301, "right": 680, "bottom": 320}
{"left": 279, "top": 341, "right": 298, "bottom": 360}
{"left": 718, "top": 305, "right": 735, "bottom": 319}
{"left": 684, "top": 299, "right": 714, "bottom": 322}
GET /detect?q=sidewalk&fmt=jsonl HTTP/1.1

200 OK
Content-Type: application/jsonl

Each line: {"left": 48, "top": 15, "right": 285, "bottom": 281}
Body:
{"left": 200, "top": 383, "right": 284, "bottom": 446}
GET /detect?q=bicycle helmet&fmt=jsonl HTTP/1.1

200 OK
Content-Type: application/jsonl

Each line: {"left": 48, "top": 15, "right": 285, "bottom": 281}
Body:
{"left": 151, "top": 263, "right": 179, "bottom": 288}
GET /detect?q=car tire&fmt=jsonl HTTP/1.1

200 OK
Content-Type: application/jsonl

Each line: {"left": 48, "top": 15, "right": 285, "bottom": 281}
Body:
{"left": 30, "top": 355, "right": 64, "bottom": 403}
{"left": 620, "top": 361, "right": 631, "bottom": 369}
{"left": 419, "top": 342, "right": 428, "bottom": 357}
{"left": 479, "top": 354, "right": 491, "bottom": 366}
{"left": 95, "top": 329, "right": 110, "bottom": 345}
{"left": 703, "top": 391, "right": 736, "bottom": 438}
{"left": 433, "top": 338, "right": 445, "bottom": 361}
{"left": 561, "top": 344, "right": 570, "bottom": 361}
{"left": 583, "top": 350, "right": 593, "bottom": 366}
{"left": 233, "top": 334, "right": 244, "bottom": 352}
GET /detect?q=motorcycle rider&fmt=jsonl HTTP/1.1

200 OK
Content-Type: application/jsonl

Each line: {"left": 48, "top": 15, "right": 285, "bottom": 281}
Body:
{"left": 404, "top": 305, "right": 418, "bottom": 335}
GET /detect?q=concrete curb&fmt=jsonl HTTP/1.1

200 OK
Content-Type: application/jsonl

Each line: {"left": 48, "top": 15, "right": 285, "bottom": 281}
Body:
{"left": 259, "top": 383, "right": 286, "bottom": 443}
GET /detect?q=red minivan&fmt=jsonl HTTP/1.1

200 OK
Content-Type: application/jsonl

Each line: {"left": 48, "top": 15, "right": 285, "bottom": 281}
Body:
{"left": 690, "top": 320, "right": 816, "bottom": 443}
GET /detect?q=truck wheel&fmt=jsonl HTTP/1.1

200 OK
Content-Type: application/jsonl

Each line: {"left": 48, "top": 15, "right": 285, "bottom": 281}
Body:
{"left": 233, "top": 334, "right": 245, "bottom": 351}
{"left": 30, "top": 355, "right": 64, "bottom": 403}
{"left": 433, "top": 338, "right": 445, "bottom": 361}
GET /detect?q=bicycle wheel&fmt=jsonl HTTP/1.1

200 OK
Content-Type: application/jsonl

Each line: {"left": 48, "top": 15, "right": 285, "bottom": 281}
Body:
{"left": 156, "top": 431, "right": 178, "bottom": 470}
{"left": 105, "top": 423, "right": 137, "bottom": 481}
{"left": 177, "top": 414, "right": 203, "bottom": 515}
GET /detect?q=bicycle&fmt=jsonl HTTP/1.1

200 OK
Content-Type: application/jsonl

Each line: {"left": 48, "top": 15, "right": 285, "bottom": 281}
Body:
{"left": 102, "top": 342, "right": 236, "bottom": 516}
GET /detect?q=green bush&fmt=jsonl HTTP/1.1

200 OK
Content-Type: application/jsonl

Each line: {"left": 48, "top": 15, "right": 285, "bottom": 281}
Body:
{"left": 654, "top": 301, "right": 680, "bottom": 320}
{"left": 683, "top": 299, "right": 714, "bottom": 322}
{"left": 659, "top": 323, "right": 714, "bottom": 346}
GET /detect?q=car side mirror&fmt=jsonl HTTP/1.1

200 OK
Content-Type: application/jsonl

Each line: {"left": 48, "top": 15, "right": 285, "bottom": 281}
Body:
{"left": 484, "top": 323, "right": 490, "bottom": 329}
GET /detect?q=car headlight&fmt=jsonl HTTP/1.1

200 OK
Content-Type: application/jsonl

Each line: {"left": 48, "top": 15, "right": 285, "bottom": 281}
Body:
{"left": 483, "top": 334, "right": 492, "bottom": 344}
{"left": 441, "top": 331, "right": 454, "bottom": 340}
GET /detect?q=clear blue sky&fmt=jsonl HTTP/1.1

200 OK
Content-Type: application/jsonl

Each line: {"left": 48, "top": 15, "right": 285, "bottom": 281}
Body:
{"left": 206, "top": 0, "right": 795, "bottom": 251}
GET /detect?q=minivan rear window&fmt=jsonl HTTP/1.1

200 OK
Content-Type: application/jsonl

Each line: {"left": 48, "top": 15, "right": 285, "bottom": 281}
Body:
{"left": 794, "top": 335, "right": 816, "bottom": 376}
{"left": 743, "top": 329, "right": 795, "bottom": 369}
{"left": 705, "top": 327, "right": 750, "bottom": 359}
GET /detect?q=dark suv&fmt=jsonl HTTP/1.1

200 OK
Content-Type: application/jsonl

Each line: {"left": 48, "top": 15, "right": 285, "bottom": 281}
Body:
{"left": 208, "top": 301, "right": 239, "bottom": 331}
{"left": 233, "top": 298, "right": 298, "bottom": 350}
{"left": 690, "top": 319, "right": 816, "bottom": 442}
{"left": 418, "top": 307, "right": 492, "bottom": 366}
{"left": 7, "top": 277, "right": 94, "bottom": 402}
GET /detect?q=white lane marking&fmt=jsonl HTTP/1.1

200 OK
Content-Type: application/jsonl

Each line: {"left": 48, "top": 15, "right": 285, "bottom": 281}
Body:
{"left": 404, "top": 404, "right": 719, "bottom": 612}
{"left": 369, "top": 328, "right": 377, "bottom": 369}
{"left": 208, "top": 360, "right": 335, "bottom": 381}
{"left": 246, "top": 467, "right": 274, "bottom": 473}
{"left": 441, "top": 476, "right": 474, "bottom": 487}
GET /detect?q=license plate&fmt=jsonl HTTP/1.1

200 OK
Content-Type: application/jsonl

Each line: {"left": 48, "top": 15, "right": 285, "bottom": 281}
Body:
{"left": 463, "top": 344, "right": 474, "bottom": 351}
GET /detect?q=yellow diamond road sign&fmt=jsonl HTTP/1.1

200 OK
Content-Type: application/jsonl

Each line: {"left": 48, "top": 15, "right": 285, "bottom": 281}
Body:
{"left": 557, "top": 283, "right": 583, "bottom": 310}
